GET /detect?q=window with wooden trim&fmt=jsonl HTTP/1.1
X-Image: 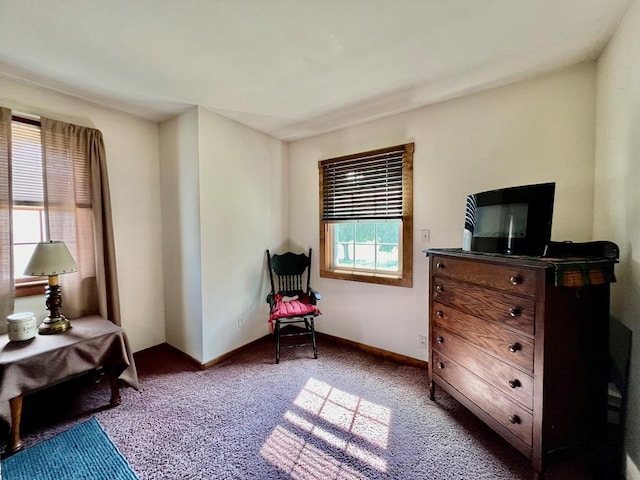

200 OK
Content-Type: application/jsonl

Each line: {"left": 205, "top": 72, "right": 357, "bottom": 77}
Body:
{"left": 318, "top": 143, "right": 414, "bottom": 287}
{"left": 11, "top": 116, "right": 47, "bottom": 297}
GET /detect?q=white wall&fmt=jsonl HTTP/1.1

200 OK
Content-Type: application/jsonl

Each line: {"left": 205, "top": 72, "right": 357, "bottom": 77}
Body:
{"left": 288, "top": 62, "right": 597, "bottom": 360}
{"left": 159, "top": 107, "right": 203, "bottom": 360}
{"left": 594, "top": 0, "right": 640, "bottom": 476}
{"left": 159, "top": 107, "right": 288, "bottom": 364}
{"left": 198, "top": 107, "right": 289, "bottom": 362}
{"left": 1, "top": 76, "right": 165, "bottom": 352}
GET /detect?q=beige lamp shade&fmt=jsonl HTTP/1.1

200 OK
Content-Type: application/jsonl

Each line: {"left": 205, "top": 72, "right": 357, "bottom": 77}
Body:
{"left": 24, "top": 241, "right": 79, "bottom": 276}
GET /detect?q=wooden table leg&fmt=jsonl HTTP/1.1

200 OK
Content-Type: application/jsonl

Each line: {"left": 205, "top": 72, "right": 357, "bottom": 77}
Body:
{"left": 7, "top": 395, "right": 24, "bottom": 456}
{"left": 107, "top": 366, "right": 121, "bottom": 407}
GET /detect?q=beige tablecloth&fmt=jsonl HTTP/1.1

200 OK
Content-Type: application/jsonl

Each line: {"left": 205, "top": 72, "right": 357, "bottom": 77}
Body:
{"left": 0, "top": 315, "right": 139, "bottom": 403}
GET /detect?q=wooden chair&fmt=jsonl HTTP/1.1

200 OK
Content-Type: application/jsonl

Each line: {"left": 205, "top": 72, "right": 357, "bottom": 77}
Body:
{"left": 266, "top": 249, "right": 321, "bottom": 363}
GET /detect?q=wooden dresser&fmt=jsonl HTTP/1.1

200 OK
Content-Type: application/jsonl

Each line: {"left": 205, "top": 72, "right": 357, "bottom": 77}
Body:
{"left": 425, "top": 248, "right": 616, "bottom": 477}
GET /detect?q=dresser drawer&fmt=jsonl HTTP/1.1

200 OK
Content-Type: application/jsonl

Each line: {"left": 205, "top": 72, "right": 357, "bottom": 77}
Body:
{"left": 432, "top": 326, "right": 533, "bottom": 409}
{"left": 432, "top": 277, "right": 535, "bottom": 335}
{"left": 432, "top": 301, "right": 534, "bottom": 372}
{"left": 431, "top": 255, "right": 538, "bottom": 297}
{"left": 433, "top": 351, "right": 533, "bottom": 446}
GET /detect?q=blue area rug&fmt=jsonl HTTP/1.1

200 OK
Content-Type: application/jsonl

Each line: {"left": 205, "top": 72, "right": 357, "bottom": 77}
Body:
{"left": 1, "top": 417, "right": 138, "bottom": 480}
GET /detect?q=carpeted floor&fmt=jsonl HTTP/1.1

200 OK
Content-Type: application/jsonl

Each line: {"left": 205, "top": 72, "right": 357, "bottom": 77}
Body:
{"left": 1, "top": 335, "right": 611, "bottom": 479}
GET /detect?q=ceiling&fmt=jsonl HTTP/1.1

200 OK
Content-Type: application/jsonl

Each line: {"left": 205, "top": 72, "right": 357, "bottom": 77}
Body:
{"left": 0, "top": 0, "right": 631, "bottom": 141}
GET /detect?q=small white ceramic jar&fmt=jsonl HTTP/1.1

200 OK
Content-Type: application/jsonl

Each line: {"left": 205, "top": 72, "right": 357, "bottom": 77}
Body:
{"left": 7, "top": 312, "right": 37, "bottom": 341}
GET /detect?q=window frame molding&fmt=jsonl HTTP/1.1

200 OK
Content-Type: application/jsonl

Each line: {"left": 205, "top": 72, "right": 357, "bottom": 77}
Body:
{"left": 318, "top": 142, "right": 414, "bottom": 288}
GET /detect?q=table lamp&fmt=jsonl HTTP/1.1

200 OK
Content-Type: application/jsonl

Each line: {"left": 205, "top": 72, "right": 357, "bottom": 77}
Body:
{"left": 24, "top": 240, "right": 79, "bottom": 334}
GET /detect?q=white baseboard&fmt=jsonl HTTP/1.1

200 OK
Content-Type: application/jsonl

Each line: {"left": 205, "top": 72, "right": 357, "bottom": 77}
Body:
{"left": 627, "top": 454, "right": 640, "bottom": 480}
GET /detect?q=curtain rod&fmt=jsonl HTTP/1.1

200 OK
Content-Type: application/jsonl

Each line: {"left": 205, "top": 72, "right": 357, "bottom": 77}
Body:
{"left": 12, "top": 112, "right": 41, "bottom": 126}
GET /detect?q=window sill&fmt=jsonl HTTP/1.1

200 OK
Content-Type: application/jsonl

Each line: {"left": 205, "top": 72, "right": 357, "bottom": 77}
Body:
{"left": 320, "top": 268, "right": 412, "bottom": 288}
{"left": 15, "top": 280, "right": 47, "bottom": 298}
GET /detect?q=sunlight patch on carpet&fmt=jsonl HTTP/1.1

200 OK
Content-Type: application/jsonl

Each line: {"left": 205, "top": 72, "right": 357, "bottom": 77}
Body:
{"left": 261, "top": 425, "right": 366, "bottom": 480}
{"left": 260, "top": 378, "right": 391, "bottom": 477}
{"left": 294, "top": 378, "right": 391, "bottom": 449}
{"left": 285, "top": 410, "right": 347, "bottom": 450}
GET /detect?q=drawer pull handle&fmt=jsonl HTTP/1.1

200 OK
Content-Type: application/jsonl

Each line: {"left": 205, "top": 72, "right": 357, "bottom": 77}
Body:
{"left": 510, "top": 276, "right": 522, "bottom": 285}
{"left": 436, "top": 311, "right": 444, "bottom": 318}
{"left": 438, "top": 362, "right": 445, "bottom": 369}
{"left": 436, "top": 262, "right": 445, "bottom": 269}
{"left": 436, "top": 336, "right": 444, "bottom": 344}
{"left": 508, "top": 379, "right": 521, "bottom": 389}
{"left": 509, "top": 307, "right": 522, "bottom": 317}
{"left": 435, "top": 285, "right": 444, "bottom": 293}
{"left": 508, "top": 343, "right": 522, "bottom": 353}
{"left": 508, "top": 414, "right": 521, "bottom": 425}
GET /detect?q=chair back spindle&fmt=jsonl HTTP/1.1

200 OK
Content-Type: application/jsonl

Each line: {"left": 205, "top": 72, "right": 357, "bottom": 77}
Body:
{"left": 268, "top": 250, "right": 311, "bottom": 296}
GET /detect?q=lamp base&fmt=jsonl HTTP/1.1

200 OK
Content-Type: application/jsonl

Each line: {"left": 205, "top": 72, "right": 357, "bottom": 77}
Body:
{"left": 38, "top": 316, "right": 71, "bottom": 335}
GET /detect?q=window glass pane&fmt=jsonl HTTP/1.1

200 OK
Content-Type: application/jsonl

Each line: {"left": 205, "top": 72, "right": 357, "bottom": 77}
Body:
{"left": 354, "top": 244, "right": 375, "bottom": 269}
{"left": 376, "top": 221, "right": 400, "bottom": 271}
{"left": 355, "top": 223, "right": 375, "bottom": 243}
{"left": 376, "top": 244, "right": 399, "bottom": 271}
{"left": 13, "top": 243, "right": 37, "bottom": 279}
{"left": 332, "top": 220, "right": 402, "bottom": 273}
{"left": 12, "top": 209, "right": 43, "bottom": 243}
{"left": 376, "top": 221, "right": 399, "bottom": 245}
{"left": 336, "top": 223, "right": 355, "bottom": 243}
{"left": 334, "top": 223, "right": 354, "bottom": 268}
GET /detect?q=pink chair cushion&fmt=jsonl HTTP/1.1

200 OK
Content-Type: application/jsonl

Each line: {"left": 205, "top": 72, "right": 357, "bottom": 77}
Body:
{"left": 270, "top": 293, "right": 320, "bottom": 320}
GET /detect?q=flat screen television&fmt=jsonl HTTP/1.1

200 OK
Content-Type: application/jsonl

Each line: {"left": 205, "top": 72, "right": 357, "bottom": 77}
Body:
{"left": 462, "top": 182, "right": 555, "bottom": 256}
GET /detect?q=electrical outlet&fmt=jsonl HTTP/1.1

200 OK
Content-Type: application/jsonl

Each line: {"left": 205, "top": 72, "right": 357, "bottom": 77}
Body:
{"left": 421, "top": 229, "right": 430, "bottom": 243}
{"left": 237, "top": 315, "right": 245, "bottom": 328}
{"left": 418, "top": 335, "right": 427, "bottom": 349}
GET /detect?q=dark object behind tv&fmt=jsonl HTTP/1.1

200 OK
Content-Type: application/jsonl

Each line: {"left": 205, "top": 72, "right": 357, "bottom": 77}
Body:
{"left": 463, "top": 182, "right": 555, "bottom": 256}
{"left": 545, "top": 240, "right": 619, "bottom": 259}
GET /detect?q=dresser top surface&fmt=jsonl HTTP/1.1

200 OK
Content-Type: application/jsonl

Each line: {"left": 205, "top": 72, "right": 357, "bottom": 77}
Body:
{"left": 424, "top": 248, "right": 617, "bottom": 287}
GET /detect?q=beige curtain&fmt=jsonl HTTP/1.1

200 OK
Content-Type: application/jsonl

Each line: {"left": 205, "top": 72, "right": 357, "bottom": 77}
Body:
{"left": 0, "top": 107, "right": 14, "bottom": 322}
{"left": 40, "top": 118, "right": 121, "bottom": 325}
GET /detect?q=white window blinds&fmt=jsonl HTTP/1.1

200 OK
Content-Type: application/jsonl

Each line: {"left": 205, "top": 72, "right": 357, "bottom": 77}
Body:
{"left": 11, "top": 118, "right": 44, "bottom": 206}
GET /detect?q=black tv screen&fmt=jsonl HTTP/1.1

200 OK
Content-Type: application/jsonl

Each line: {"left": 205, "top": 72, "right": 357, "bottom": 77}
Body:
{"left": 463, "top": 182, "right": 555, "bottom": 256}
